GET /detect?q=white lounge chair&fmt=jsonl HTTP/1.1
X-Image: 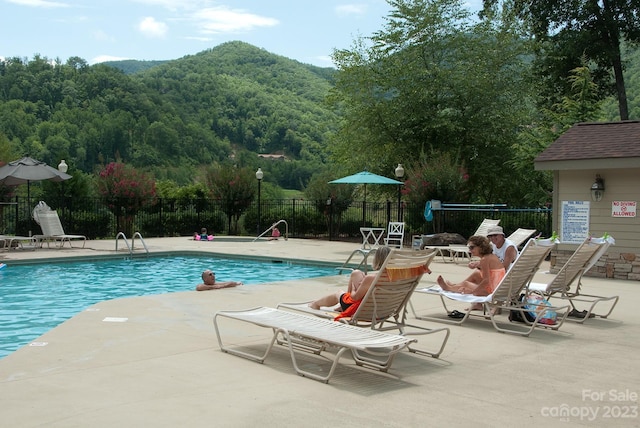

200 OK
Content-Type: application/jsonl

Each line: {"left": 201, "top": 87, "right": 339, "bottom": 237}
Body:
{"left": 411, "top": 239, "right": 570, "bottom": 336}
{"left": 35, "top": 210, "right": 86, "bottom": 248}
{"left": 474, "top": 218, "right": 502, "bottom": 237}
{"left": 507, "top": 228, "right": 538, "bottom": 248}
{"left": 424, "top": 218, "right": 500, "bottom": 263}
{"left": 446, "top": 218, "right": 502, "bottom": 262}
{"left": 278, "top": 248, "right": 450, "bottom": 358}
{"left": 214, "top": 307, "right": 421, "bottom": 383}
{"left": 528, "top": 235, "right": 617, "bottom": 322}
{"left": 0, "top": 235, "right": 38, "bottom": 251}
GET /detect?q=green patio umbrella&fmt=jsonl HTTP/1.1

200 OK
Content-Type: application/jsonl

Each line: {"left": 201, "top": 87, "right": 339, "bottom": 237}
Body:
{"left": 329, "top": 171, "right": 403, "bottom": 225}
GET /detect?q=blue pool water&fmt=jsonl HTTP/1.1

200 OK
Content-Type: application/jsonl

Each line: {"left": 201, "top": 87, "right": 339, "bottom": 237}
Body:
{"left": 0, "top": 256, "right": 337, "bottom": 359}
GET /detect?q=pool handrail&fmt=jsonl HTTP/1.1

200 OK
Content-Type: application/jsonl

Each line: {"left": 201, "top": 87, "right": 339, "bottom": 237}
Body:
{"left": 115, "top": 232, "right": 149, "bottom": 255}
{"left": 115, "top": 232, "right": 132, "bottom": 254}
{"left": 254, "top": 219, "right": 288, "bottom": 242}
{"left": 132, "top": 232, "right": 149, "bottom": 254}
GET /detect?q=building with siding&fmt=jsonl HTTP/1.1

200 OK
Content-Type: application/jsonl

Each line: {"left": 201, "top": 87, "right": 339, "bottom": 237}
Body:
{"left": 535, "top": 120, "right": 640, "bottom": 281}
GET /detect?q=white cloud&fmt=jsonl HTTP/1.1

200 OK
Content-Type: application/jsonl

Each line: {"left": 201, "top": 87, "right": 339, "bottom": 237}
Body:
{"left": 130, "top": 0, "right": 205, "bottom": 12}
{"left": 91, "top": 55, "right": 132, "bottom": 64}
{"left": 138, "top": 16, "right": 168, "bottom": 38}
{"left": 195, "top": 6, "right": 278, "bottom": 34}
{"left": 6, "top": 0, "right": 69, "bottom": 7}
{"left": 335, "top": 4, "right": 367, "bottom": 17}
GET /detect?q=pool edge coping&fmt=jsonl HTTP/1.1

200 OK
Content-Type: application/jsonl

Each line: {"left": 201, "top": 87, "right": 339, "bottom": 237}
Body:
{"left": 2, "top": 249, "right": 342, "bottom": 270}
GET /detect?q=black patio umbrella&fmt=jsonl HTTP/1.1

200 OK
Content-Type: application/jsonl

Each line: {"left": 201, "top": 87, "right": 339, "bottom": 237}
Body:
{"left": 0, "top": 157, "right": 72, "bottom": 232}
{"left": 0, "top": 156, "right": 72, "bottom": 200}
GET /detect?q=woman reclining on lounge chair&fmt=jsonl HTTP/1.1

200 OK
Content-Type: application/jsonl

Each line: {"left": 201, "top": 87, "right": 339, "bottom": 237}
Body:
{"left": 436, "top": 235, "right": 505, "bottom": 296}
{"left": 309, "top": 246, "right": 392, "bottom": 312}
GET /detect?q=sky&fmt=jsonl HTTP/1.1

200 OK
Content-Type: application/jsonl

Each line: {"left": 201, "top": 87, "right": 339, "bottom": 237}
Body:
{"left": 1, "top": 0, "right": 483, "bottom": 68}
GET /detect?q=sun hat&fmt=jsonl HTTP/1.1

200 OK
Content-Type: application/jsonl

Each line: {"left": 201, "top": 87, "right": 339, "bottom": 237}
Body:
{"left": 486, "top": 226, "right": 505, "bottom": 236}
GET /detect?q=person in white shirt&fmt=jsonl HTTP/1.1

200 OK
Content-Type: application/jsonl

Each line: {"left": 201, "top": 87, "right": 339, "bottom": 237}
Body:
{"left": 486, "top": 226, "right": 518, "bottom": 270}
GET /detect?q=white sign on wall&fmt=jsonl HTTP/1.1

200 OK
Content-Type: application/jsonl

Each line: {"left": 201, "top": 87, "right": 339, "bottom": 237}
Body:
{"left": 561, "top": 200, "right": 590, "bottom": 244}
{"left": 612, "top": 201, "right": 637, "bottom": 218}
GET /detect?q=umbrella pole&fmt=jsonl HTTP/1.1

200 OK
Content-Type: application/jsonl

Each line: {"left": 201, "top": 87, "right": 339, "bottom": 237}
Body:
{"left": 362, "top": 184, "right": 367, "bottom": 227}
{"left": 27, "top": 180, "right": 31, "bottom": 236}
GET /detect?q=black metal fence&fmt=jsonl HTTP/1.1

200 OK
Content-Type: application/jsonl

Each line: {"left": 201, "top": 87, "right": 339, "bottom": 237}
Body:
{"left": 0, "top": 196, "right": 552, "bottom": 243}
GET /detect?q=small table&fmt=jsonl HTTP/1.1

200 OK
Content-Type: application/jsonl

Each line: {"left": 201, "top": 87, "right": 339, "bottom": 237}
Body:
{"left": 360, "top": 227, "right": 386, "bottom": 250}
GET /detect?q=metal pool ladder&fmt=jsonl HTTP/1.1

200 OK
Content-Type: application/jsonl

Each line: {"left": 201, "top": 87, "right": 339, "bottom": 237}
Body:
{"left": 115, "top": 232, "right": 149, "bottom": 255}
{"left": 253, "top": 219, "right": 288, "bottom": 242}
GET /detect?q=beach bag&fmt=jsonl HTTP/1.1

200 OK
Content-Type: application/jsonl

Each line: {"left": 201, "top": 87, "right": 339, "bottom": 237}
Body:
{"left": 509, "top": 294, "right": 536, "bottom": 323}
{"left": 524, "top": 293, "right": 557, "bottom": 325}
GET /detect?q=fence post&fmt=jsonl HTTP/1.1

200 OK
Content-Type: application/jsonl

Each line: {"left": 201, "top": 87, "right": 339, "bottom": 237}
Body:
{"left": 327, "top": 198, "right": 333, "bottom": 241}
{"left": 291, "top": 198, "right": 296, "bottom": 238}
{"left": 386, "top": 200, "right": 392, "bottom": 226}
{"left": 159, "top": 198, "right": 164, "bottom": 237}
{"left": 14, "top": 195, "right": 19, "bottom": 235}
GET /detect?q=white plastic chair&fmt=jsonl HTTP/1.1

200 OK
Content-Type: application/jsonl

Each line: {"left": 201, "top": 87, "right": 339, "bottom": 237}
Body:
{"left": 384, "top": 222, "right": 405, "bottom": 248}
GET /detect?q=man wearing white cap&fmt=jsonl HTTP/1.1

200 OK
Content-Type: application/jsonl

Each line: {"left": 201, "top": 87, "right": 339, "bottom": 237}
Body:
{"left": 486, "top": 226, "right": 518, "bottom": 270}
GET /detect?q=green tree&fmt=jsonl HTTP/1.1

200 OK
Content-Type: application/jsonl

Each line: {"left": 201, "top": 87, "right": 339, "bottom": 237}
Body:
{"left": 0, "top": 133, "right": 20, "bottom": 202}
{"left": 483, "top": 0, "right": 640, "bottom": 120}
{"left": 205, "top": 166, "right": 256, "bottom": 234}
{"left": 0, "top": 45, "right": 339, "bottom": 191}
{"left": 556, "top": 57, "right": 604, "bottom": 124}
{"left": 304, "top": 171, "right": 354, "bottom": 232}
{"left": 329, "top": 0, "right": 534, "bottom": 204}
{"left": 508, "top": 58, "right": 604, "bottom": 206}
{"left": 42, "top": 166, "right": 95, "bottom": 204}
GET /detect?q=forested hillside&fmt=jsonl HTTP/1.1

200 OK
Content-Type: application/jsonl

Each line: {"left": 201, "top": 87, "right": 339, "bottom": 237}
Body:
{"left": 102, "top": 59, "right": 168, "bottom": 74}
{"left": 1, "top": 17, "right": 639, "bottom": 206}
{"left": 137, "top": 42, "right": 337, "bottom": 164}
{"left": 0, "top": 41, "right": 338, "bottom": 188}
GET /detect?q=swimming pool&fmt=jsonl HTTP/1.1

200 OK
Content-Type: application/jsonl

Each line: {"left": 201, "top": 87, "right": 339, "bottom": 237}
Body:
{"left": 0, "top": 255, "right": 338, "bottom": 359}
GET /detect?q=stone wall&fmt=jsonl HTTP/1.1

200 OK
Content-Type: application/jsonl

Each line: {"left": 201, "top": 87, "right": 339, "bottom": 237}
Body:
{"left": 550, "top": 250, "right": 640, "bottom": 281}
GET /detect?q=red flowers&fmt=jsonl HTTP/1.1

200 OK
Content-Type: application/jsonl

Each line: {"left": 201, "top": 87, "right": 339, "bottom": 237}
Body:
{"left": 97, "top": 162, "right": 156, "bottom": 216}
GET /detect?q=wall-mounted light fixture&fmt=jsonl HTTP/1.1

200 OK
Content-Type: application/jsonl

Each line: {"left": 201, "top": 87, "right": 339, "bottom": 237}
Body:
{"left": 590, "top": 174, "right": 605, "bottom": 202}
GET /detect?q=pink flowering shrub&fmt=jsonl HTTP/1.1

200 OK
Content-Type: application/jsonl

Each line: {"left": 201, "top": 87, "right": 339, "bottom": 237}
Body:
{"left": 97, "top": 162, "right": 156, "bottom": 218}
{"left": 403, "top": 151, "right": 469, "bottom": 205}
{"left": 401, "top": 151, "right": 470, "bottom": 231}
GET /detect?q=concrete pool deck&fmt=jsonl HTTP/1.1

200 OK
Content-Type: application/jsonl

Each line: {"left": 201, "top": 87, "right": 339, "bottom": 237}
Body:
{"left": 0, "top": 237, "right": 639, "bottom": 427}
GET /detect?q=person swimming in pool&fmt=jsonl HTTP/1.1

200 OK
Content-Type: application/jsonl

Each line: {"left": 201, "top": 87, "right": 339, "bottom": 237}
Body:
{"left": 196, "top": 269, "right": 242, "bottom": 291}
{"left": 194, "top": 228, "right": 214, "bottom": 241}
